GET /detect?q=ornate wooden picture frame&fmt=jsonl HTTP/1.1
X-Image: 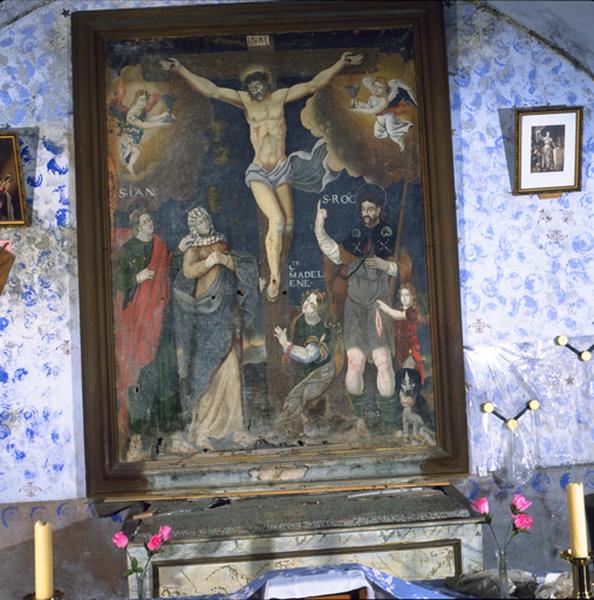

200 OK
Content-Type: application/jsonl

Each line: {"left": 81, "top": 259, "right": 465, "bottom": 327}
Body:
{"left": 72, "top": 1, "right": 467, "bottom": 499}
{"left": 514, "top": 105, "right": 583, "bottom": 195}
{"left": 0, "top": 133, "right": 28, "bottom": 226}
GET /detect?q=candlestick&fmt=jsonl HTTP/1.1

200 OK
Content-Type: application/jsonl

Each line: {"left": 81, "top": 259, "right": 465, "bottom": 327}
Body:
{"left": 560, "top": 550, "right": 593, "bottom": 599}
{"left": 34, "top": 521, "right": 53, "bottom": 600}
{"left": 23, "top": 592, "right": 63, "bottom": 600}
{"left": 567, "top": 483, "right": 589, "bottom": 558}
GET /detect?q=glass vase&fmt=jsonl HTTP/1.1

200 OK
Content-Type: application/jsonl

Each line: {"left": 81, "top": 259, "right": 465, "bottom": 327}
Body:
{"left": 495, "top": 548, "right": 509, "bottom": 599}
{"left": 135, "top": 571, "right": 145, "bottom": 600}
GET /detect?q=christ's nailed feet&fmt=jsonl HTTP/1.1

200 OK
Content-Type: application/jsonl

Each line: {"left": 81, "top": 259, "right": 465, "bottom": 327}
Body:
{"left": 266, "top": 277, "right": 280, "bottom": 302}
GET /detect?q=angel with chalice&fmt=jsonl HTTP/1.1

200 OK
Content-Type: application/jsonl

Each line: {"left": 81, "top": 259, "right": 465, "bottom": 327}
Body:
{"left": 109, "top": 81, "right": 176, "bottom": 175}
{"left": 349, "top": 76, "right": 417, "bottom": 151}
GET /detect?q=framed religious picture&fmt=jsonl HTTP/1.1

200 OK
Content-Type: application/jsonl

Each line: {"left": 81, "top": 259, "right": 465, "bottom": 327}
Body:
{"left": 0, "top": 133, "right": 28, "bottom": 226}
{"left": 514, "top": 106, "right": 583, "bottom": 195}
{"left": 72, "top": 1, "right": 467, "bottom": 499}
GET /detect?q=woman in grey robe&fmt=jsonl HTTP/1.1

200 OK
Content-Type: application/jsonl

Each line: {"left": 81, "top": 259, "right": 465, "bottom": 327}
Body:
{"left": 173, "top": 207, "right": 258, "bottom": 450}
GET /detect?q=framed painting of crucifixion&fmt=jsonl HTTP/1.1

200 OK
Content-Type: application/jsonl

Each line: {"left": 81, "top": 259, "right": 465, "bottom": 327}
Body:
{"left": 72, "top": 0, "right": 467, "bottom": 499}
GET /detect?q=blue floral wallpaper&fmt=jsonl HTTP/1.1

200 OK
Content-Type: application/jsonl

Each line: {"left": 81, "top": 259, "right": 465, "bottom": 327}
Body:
{"left": 446, "top": 2, "right": 594, "bottom": 476}
{"left": 0, "top": 0, "right": 592, "bottom": 503}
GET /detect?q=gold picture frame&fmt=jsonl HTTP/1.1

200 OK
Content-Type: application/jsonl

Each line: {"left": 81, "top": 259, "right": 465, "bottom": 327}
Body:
{"left": 0, "top": 132, "right": 28, "bottom": 226}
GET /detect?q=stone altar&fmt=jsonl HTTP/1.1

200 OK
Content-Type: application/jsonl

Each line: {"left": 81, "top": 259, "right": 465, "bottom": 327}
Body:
{"left": 124, "top": 486, "right": 483, "bottom": 598}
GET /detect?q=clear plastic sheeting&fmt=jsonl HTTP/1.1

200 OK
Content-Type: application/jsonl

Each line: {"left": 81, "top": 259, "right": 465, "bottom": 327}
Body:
{"left": 464, "top": 336, "right": 594, "bottom": 474}
{"left": 491, "top": 426, "right": 535, "bottom": 489}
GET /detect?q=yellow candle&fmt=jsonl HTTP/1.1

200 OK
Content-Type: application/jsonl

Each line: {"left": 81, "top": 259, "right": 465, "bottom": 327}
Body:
{"left": 567, "top": 483, "right": 589, "bottom": 558}
{"left": 34, "top": 520, "right": 53, "bottom": 600}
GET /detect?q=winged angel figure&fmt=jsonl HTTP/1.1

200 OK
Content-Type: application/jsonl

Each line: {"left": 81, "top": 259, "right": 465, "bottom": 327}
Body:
{"left": 108, "top": 80, "right": 174, "bottom": 175}
{"left": 350, "top": 76, "right": 417, "bottom": 151}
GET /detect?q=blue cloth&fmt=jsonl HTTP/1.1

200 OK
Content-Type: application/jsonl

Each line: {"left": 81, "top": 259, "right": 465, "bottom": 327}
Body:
{"left": 157, "top": 563, "right": 464, "bottom": 599}
{"left": 172, "top": 249, "right": 258, "bottom": 422}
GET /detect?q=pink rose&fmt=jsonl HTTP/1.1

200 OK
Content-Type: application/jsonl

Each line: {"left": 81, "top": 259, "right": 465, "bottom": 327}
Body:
{"left": 511, "top": 494, "right": 532, "bottom": 513}
{"left": 112, "top": 531, "right": 129, "bottom": 549}
{"left": 513, "top": 513, "right": 534, "bottom": 531}
{"left": 470, "top": 496, "right": 490, "bottom": 515}
{"left": 147, "top": 534, "right": 163, "bottom": 552}
{"left": 158, "top": 525, "right": 172, "bottom": 542}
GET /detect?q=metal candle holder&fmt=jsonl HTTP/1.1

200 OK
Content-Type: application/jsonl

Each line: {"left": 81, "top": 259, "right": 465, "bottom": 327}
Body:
{"left": 23, "top": 592, "right": 64, "bottom": 600}
{"left": 480, "top": 399, "right": 540, "bottom": 430}
{"left": 560, "top": 550, "right": 593, "bottom": 599}
{"left": 555, "top": 335, "right": 594, "bottom": 362}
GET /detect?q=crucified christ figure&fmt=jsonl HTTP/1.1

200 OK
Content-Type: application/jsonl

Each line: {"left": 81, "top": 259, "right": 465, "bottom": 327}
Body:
{"left": 161, "top": 52, "right": 362, "bottom": 302}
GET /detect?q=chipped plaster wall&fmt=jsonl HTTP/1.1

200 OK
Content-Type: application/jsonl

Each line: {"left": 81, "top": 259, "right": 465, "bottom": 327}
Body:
{"left": 0, "top": 1, "right": 84, "bottom": 501}
{"left": 0, "top": 0, "right": 592, "bottom": 504}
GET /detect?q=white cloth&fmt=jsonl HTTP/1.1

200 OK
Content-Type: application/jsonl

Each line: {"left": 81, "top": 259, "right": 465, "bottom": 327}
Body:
{"left": 374, "top": 112, "right": 413, "bottom": 147}
{"left": 263, "top": 567, "right": 375, "bottom": 599}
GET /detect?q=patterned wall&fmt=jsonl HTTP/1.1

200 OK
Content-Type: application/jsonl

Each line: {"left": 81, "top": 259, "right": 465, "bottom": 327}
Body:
{"left": 0, "top": 0, "right": 218, "bottom": 503}
{"left": 446, "top": 2, "right": 594, "bottom": 475}
{"left": 0, "top": 2, "right": 83, "bottom": 502}
{"left": 0, "top": 0, "right": 592, "bottom": 504}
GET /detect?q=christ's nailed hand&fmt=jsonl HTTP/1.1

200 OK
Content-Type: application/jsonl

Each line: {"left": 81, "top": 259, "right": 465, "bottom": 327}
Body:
{"left": 160, "top": 58, "right": 181, "bottom": 72}
{"left": 342, "top": 52, "right": 364, "bottom": 66}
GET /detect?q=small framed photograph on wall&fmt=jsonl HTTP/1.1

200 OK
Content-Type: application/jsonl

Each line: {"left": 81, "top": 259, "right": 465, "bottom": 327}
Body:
{"left": 0, "top": 132, "right": 28, "bottom": 225}
{"left": 514, "top": 106, "right": 583, "bottom": 195}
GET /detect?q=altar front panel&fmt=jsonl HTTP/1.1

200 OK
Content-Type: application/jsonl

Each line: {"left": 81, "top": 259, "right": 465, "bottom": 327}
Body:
{"left": 132, "top": 521, "right": 482, "bottom": 597}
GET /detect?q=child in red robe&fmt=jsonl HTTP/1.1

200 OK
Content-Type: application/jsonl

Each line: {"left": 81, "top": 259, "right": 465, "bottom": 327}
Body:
{"left": 376, "top": 283, "right": 424, "bottom": 384}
